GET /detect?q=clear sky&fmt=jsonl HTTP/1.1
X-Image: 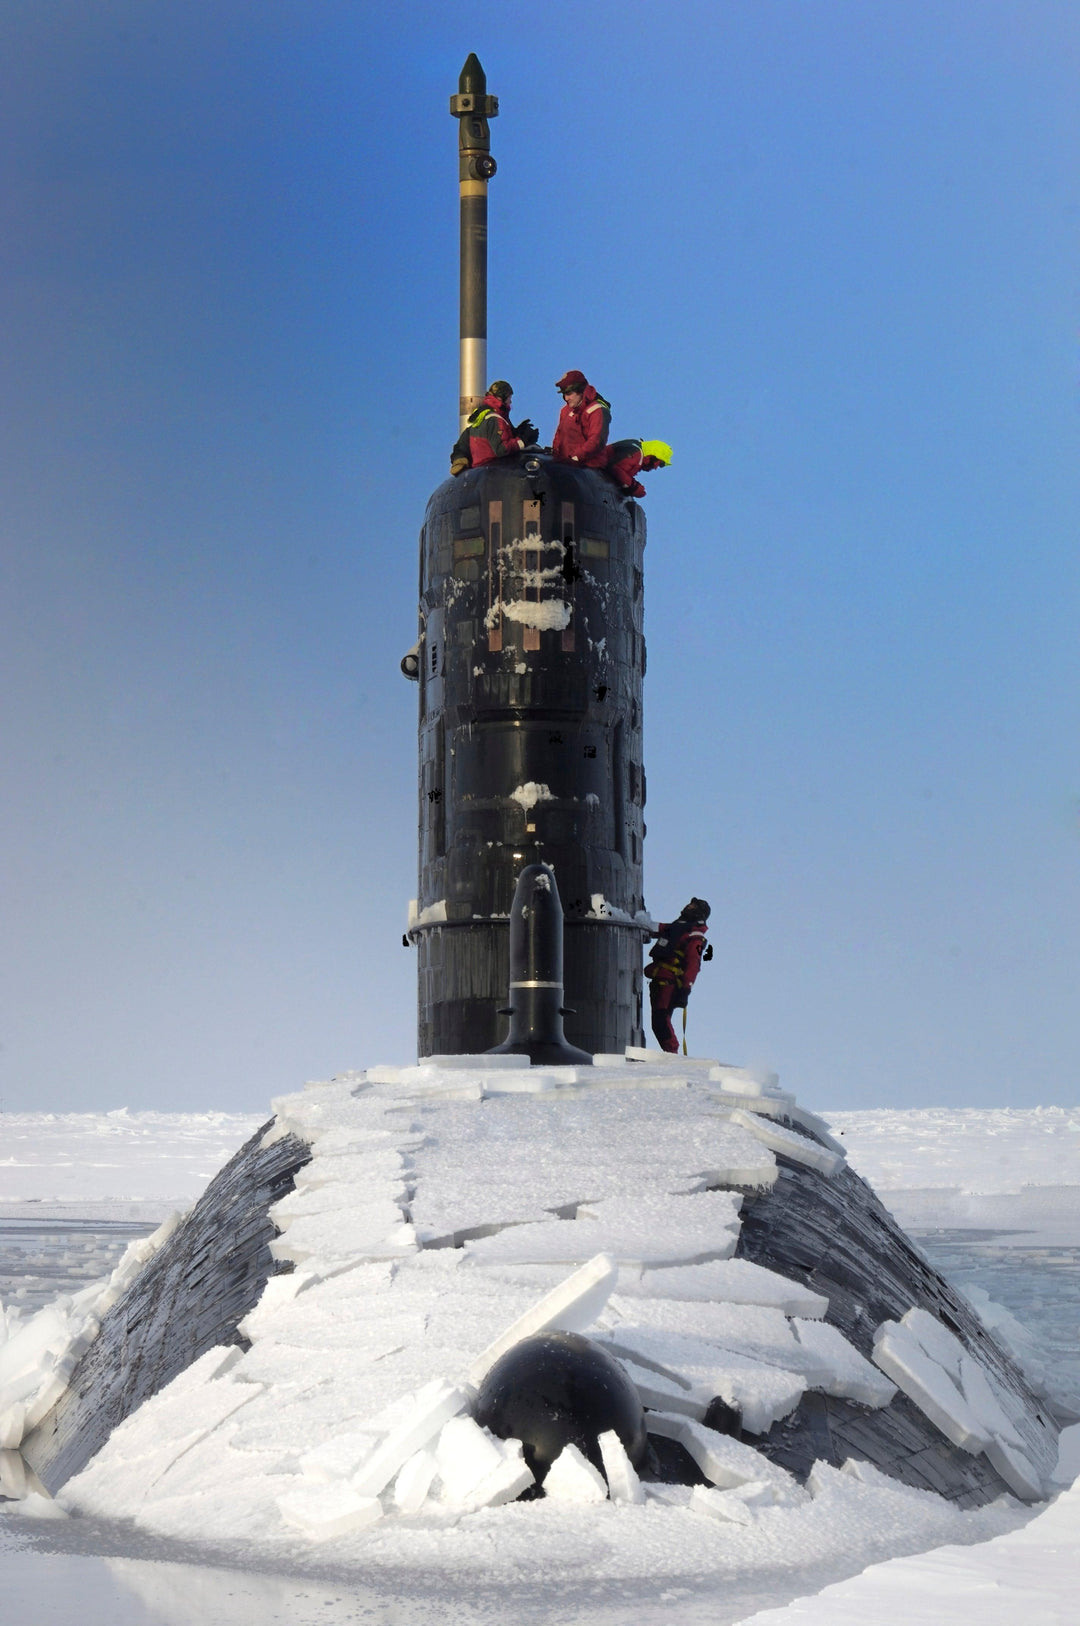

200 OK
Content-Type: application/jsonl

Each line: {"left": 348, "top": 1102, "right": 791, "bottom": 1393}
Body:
{"left": 2, "top": 0, "right": 1077, "bottom": 1114}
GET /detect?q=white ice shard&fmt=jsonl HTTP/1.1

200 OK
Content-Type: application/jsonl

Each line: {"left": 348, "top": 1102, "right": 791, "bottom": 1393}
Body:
{"left": 627, "top": 1259, "right": 828, "bottom": 1318}
{"left": 466, "top": 1252, "right": 618, "bottom": 1386}
{"left": 598, "top": 1428, "right": 644, "bottom": 1504}
{"left": 392, "top": 1446, "right": 439, "bottom": 1513}
{"left": 725, "top": 1108, "right": 846, "bottom": 1177}
{"left": 434, "top": 1415, "right": 505, "bottom": 1503}
{"left": 600, "top": 1325, "right": 805, "bottom": 1434}
{"left": 644, "top": 1412, "right": 800, "bottom": 1494}
{"left": 792, "top": 1318, "right": 898, "bottom": 1407}
{"left": 543, "top": 1442, "right": 607, "bottom": 1503}
{"left": 873, "top": 1320, "right": 990, "bottom": 1453}
{"left": 350, "top": 1379, "right": 473, "bottom": 1499}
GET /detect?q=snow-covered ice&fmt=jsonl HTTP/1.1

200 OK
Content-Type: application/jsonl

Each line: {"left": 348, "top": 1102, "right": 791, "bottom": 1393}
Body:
{"left": 0, "top": 1210, "right": 184, "bottom": 1451}
{"left": 828, "top": 1105, "right": 1080, "bottom": 1243}
{"left": 871, "top": 1305, "right": 1048, "bottom": 1498}
{"left": 1, "top": 1075, "right": 1078, "bottom": 1625}
{"left": 733, "top": 1434, "right": 1080, "bottom": 1626}
{"left": 0, "top": 1110, "right": 261, "bottom": 1217}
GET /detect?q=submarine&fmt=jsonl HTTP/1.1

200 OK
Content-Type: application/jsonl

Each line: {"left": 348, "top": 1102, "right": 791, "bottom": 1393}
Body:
{"left": 7, "top": 55, "right": 1064, "bottom": 1551}
{"left": 403, "top": 53, "right": 649, "bottom": 1060}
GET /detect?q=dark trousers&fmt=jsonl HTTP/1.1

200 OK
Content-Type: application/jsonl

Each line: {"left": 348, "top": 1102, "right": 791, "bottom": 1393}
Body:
{"left": 649, "top": 980, "right": 682, "bottom": 1053}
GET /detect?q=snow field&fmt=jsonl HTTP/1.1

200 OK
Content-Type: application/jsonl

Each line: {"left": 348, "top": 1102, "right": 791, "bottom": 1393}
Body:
{"left": 0, "top": 1110, "right": 262, "bottom": 1212}
{"left": 828, "top": 1106, "right": 1080, "bottom": 1197}
{"left": 732, "top": 1437, "right": 1080, "bottom": 1626}
{"left": 827, "top": 1106, "right": 1080, "bottom": 1242}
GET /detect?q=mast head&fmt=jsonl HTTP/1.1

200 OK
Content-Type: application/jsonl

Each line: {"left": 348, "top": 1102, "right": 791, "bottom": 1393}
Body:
{"left": 459, "top": 53, "right": 485, "bottom": 97}
{"left": 451, "top": 53, "right": 499, "bottom": 119}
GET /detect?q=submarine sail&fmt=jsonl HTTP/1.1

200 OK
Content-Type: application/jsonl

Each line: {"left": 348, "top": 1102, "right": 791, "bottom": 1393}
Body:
{"left": 406, "top": 59, "right": 650, "bottom": 1057}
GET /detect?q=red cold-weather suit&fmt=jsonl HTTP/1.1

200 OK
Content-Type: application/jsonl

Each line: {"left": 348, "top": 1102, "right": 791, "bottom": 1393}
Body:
{"left": 552, "top": 386, "right": 611, "bottom": 467}
{"left": 604, "top": 439, "right": 664, "bottom": 497}
{"left": 646, "top": 916, "right": 709, "bottom": 1053}
{"left": 468, "top": 395, "right": 523, "bottom": 466}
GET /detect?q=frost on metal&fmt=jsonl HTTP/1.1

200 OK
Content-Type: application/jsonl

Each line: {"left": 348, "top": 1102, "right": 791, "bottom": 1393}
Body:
{"left": 485, "top": 598, "right": 573, "bottom": 632}
{"left": 509, "top": 782, "right": 555, "bottom": 813}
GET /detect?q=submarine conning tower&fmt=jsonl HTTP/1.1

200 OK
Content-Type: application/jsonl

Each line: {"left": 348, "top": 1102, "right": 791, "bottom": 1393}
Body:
{"left": 405, "top": 55, "right": 650, "bottom": 1058}
{"left": 409, "top": 452, "right": 649, "bottom": 1057}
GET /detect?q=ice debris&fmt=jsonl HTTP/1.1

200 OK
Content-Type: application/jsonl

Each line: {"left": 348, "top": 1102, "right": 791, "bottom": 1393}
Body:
{"left": 0, "top": 1209, "right": 184, "bottom": 1455}
{"left": 598, "top": 1427, "right": 644, "bottom": 1504}
{"left": 28, "top": 1054, "right": 1041, "bottom": 1589}
{"left": 543, "top": 1441, "right": 608, "bottom": 1503}
{"left": 873, "top": 1306, "right": 1048, "bottom": 1499}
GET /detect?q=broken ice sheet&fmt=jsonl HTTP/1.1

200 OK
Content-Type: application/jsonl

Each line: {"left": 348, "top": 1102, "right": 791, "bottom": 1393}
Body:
{"left": 407, "top": 1090, "right": 771, "bottom": 1230}
{"left": 873, "top": 1320, "right": 990, "bottom": 1453}
{"left": 269, "top": 1202, "right": 414, "bottom": 1266}
{"left": 350, "top": 1379, "right": 472, "bottom": 1498}
{"left": 434, "top": 1415, "right": 504, "bottom": 1503}
{"left": 465, "top": 1252, "right": 618, "bottom": 1385}
{"left": 792, "top": 1318, "right": 897, "bottom": 1407}
{"left": 618, "top": 1355, "right": 710, "bottom": 1419}
{"left": 645, "top": 1411, "right": 801, "bottom": 1495}
{"left": 626, "top": 1258, "right": 829, "bottom": 1318}
{"left": 299, "top": 1430, "right": 384, "bottom": 1485}
{"left": 605, "top": 1295, "right": 806, "bottom": 1370}
{"left": 393, "top": 1446, "right": 438, "bottom": 1513}
{"left": 599, "top": 1323, "right": 805, "bottom": 1433}
{"left": 466, "top": 1189, "right": 741, "bottom": 1269}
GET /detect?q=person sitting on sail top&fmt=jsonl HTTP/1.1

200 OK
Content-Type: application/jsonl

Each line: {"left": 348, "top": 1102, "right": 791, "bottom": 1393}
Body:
{"left": 604, "top": 438, "right": 672, "bottom": 499}
{"left": 450, "top": 381, "right": 538, "bottom": 475}
{"left": 552, "top": 370, "right": 611, "bottom": 467}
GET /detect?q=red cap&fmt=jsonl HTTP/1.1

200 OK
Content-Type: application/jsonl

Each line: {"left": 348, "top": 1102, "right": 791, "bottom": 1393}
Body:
{"left": 555, "top": 369, "right": 587, "bottom": 392}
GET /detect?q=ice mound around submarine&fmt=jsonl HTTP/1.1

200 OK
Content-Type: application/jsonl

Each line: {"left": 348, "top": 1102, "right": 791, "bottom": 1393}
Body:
{"left": 0, "top": 1051, "right": 1060, "bottom": 1563}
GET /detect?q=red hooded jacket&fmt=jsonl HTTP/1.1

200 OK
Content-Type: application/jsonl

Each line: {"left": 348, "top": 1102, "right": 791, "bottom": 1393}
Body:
{"left": 468, "top": 394, "right": 523, "bottom": 465}
{"left": 604, "top": 439, "right": 665, "bottom": 497}
{"left": 553, "top": 385, "right": 611, "bottom": 467}
{"left": 647, "top": 917, "right": 708, "bottom": 992}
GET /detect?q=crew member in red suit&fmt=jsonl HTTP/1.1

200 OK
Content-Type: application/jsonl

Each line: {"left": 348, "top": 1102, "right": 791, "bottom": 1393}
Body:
{"left": 645, "top": 899, "right": 712, "bottom": 1053}
{"left": 450, "top": 381, "right": 538, "bottom": 474}
{"left": 552, "top": 370, "right": 611, "bottom": 467}
{"left": 604, "top": 438, "right": 672, "bottom": 498}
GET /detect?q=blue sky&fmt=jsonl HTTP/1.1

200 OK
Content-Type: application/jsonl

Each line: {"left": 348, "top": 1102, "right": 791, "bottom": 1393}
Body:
{"left": 1, "top": 1, "right": 1077, "bottom": 1113}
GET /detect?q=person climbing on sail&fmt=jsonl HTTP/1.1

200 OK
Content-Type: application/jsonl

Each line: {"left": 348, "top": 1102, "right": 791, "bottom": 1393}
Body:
{"left": 450, "top": 381, "right": 538, "bottom": 475}
{"left": 552, "top": 370, "right": 611, "bottom": 467}
{"left": 604, "top": 438, "right": 672, "bottom": 498}
{"left": 644, "top": 898, "right": 712, "bottom": 1053}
